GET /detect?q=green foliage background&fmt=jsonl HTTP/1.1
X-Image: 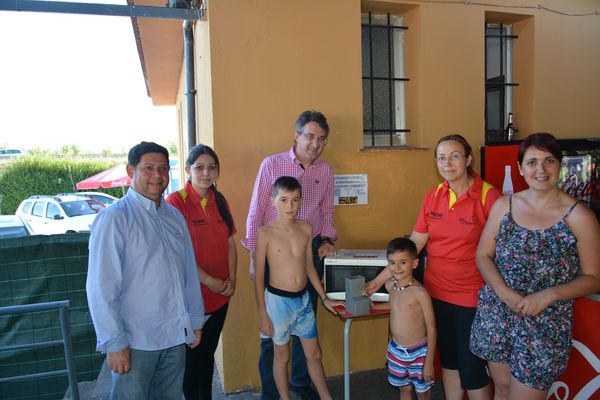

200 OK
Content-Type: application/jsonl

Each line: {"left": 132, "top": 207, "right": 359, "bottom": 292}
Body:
{"left": 0, "top": 157, "right": 124, "bottom": 214}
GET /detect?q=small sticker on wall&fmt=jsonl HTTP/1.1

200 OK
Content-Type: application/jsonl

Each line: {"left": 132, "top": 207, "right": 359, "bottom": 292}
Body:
{"left": 334, "top": 174, "right": 368, "bottom": 205}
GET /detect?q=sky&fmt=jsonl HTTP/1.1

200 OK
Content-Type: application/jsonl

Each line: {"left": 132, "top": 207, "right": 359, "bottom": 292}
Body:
{"left": 0, "top": 1, "right": 177, "bottom": 153}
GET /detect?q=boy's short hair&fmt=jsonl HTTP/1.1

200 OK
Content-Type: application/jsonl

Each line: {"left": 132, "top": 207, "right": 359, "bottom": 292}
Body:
{"left": 386, "top": 237, "right": 418, "bottom": 259}
{"left": 272, "top": 176, "right": 302, "bottom": 197}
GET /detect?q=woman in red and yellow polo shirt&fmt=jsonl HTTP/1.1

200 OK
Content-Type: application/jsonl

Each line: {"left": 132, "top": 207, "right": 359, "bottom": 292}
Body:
{"left": 368, "top": 134, "right": 500, "bottom": 400}
{"left": 166, "top": 144, "right": 237, "bottom": 400}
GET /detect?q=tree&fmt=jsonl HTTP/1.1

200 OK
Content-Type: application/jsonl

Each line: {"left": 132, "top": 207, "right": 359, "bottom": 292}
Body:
{"left": 70, "top": 144, "right": 81, "bottom": 156}
{"left": 167, "top": 139, "right": 178, "bottom": 155}
{"left": 27, "top": 147, "right": 50, "bottom": 157}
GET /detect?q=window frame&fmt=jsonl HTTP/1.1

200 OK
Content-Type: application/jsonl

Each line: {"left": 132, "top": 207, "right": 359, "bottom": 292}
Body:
{"left": 485, "top": 23, "right": 518, "bottom": 143}
{"left": 361, "top": 12, "right": 410, "bottom": 148}
{"left": 46, "top": 202, "right": 61, "bottom": 219}
{"left": 21, "top": 201, "right": 33, "bottom": 214}
{"left": 32, "top": 201, "right": 45, "bottom": 217}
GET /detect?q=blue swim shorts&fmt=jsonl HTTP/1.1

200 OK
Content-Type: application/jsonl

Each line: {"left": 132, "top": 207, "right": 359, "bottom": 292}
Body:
{"left": 264, "top": 285, "right": 317, "bottom": 345}
{"left": 387, "top": 337, "right": 434, "bottom": 393}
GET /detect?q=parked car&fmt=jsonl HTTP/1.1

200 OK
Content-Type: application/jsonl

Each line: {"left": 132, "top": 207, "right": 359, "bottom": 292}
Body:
{"left": 15, "top": 195, "right": 105, "bottom": 235}
{"left": 0, "top": 215, "right": 34, "bottom": 238}
{"left": 57, "top": 192, "right": 119, "bottom": 207}
{"left": 0, "top": 148, "right": 24, "bottom": 160}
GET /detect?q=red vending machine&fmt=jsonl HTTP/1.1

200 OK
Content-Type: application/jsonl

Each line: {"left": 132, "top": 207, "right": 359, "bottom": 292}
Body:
{"left": 481, "top": 138, "right": 600, "bottom": 400}
{"left": 481, "top": 138, "right": 600, "bottom": 220}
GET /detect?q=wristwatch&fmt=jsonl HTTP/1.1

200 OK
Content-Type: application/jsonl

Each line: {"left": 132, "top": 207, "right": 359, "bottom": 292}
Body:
{"left": 320, "top": 237, "right": 334, "bottom": 246}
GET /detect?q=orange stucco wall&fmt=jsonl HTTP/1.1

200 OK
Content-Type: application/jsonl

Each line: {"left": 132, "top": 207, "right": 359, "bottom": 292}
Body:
{"left": 175, "top": 0, "right": 600, "bottom": 392}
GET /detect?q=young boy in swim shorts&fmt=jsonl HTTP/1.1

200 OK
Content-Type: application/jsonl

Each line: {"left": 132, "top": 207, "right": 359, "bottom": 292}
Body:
{"left": 253, "top": 176, "right": 341, "bottom": 400}
{"left": 373, "top": 237, "right": 437, "bottom": 400}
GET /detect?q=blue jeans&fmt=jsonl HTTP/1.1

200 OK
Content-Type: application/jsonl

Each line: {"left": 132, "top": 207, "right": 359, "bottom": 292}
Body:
{"left": 259, "top": 236, "right": 324, "bottom": 399}
{"left": 110, "top": 344, "right": 186, "bottom": 400}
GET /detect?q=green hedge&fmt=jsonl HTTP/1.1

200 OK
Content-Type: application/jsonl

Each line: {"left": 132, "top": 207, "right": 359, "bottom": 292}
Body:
{"left": 0, "top": 157, "right": 123, "bottom": 215}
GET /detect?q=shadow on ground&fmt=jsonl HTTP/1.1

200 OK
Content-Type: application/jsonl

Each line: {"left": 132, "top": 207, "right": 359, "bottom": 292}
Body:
{"left": 69, "top": 360, "right": 445, "bottom": 400}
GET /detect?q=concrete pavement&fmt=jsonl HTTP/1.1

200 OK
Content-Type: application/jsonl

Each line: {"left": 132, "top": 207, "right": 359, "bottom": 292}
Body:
{"left": 66, "top": 359, "right": 446, "bottom": 399}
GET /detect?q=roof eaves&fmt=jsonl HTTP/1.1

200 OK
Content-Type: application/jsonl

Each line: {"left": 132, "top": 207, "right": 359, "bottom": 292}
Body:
{"left": 126, "top": 0, "right": 151, "bottom": 98}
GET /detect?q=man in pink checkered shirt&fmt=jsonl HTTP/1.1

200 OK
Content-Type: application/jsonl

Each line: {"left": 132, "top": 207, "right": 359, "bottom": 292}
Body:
{"left": 242, "top": 110, "right": 338, "bottom": 400}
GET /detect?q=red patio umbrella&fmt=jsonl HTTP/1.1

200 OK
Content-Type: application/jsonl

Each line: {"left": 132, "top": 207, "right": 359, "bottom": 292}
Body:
{"left": 75, "top": 165, "right": 131, "bottom": 190}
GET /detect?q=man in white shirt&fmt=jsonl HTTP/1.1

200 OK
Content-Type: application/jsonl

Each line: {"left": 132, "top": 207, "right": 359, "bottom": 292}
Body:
{"left": 86, "top": 141, "right": 205, "bottom": 399}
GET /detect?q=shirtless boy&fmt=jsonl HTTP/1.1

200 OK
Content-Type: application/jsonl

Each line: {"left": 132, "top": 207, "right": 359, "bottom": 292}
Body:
{"left": 254, "top": 176, "right": 341, "bottom": 400}
{"left": 372, "top": 237, "right": 437, "bottom": 400}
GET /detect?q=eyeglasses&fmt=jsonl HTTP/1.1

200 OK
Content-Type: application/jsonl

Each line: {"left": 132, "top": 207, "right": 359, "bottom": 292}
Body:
{"left": 303, "top": 133, "right": 328, "bottom": 145}
{"left": 435, "top": 152, "right": 465, "bottom": 163}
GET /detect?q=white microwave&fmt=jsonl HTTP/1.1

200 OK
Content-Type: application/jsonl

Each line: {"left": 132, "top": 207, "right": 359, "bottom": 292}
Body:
{"left": 324, "top": 249, "right": 389, "bottom": 302}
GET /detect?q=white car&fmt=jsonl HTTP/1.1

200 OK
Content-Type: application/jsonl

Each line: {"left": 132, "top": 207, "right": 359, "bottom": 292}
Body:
{"left": 15, "top": 195, "right": 105, "bottom": 235}
{"left": 58, "top": 192, "right": 119, "bottom": 207}
{"left": 0, "top": 148, "right": 24, "bottom": 160}
{"left": 0, "top": 215, "right": 34, "bottom": 238}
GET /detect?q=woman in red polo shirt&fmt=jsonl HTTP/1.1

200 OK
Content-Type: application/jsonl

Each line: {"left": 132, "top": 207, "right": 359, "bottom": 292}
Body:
{"left": 367, "top": 134, "right": 501, "bottom": 400}
{"left": 166, "top": 144, "right": 237, "bottom": 400}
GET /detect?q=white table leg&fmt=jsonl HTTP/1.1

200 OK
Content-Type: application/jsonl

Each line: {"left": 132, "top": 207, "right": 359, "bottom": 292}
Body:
{"left": 344, "top": 318, "right": 353, "bottom": 400}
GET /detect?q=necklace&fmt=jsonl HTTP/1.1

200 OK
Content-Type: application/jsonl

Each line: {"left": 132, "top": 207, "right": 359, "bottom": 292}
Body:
{"left": 392, "top": 278, "right": 414, "bottom": 292}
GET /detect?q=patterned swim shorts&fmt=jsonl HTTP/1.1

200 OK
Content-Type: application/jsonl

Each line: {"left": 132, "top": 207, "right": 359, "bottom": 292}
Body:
{"left": 387, "top": 337, "right": 434, "bottom": 393}
{"left": 264, "top": 285, "right": 317, "bottom": 345}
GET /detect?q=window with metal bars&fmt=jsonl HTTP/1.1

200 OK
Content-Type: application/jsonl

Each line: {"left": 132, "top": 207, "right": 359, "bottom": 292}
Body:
{"left": 361, "top": 12, "right": 409, "bottom": 147}
{"left": 485, "top": 23, "right": 518, "bottom": 143}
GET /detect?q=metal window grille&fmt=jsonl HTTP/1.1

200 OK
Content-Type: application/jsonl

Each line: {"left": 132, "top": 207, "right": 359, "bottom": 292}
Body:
{"left": 485, "top": 23, "right": 518, "bottom": 143}
{"left": 362, "top": 12, "right": 409, "bottom": 147}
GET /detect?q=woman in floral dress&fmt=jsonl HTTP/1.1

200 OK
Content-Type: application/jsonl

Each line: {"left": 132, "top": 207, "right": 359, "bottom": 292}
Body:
{"left": 470, "top": 133, "right": 600, "bottom": 400}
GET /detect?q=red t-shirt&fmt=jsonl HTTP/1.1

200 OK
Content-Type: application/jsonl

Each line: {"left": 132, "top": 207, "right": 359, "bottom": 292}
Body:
{"left": 413, "top": 173, "right": 501, "bottom": 307}
{"left": 166, "top": 181, "right": 236, "bottom": 313}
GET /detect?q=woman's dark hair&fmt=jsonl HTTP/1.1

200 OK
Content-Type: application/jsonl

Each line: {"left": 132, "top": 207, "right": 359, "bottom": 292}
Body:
{"left": 517, "top": 133, "right": 563, "bottom": 165}
{"left": 435, "top": 134, "right": 474, "bottom": 174}
{"left": 186, "top": 144, "right": 234, "bottom": 235}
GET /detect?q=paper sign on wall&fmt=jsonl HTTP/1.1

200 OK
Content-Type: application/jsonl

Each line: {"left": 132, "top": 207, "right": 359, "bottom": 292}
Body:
{"left": 334, "top": 174, "right": 368, "bottom": 205}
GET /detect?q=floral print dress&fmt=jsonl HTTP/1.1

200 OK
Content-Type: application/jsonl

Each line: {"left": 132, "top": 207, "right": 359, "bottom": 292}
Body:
{"left": 470, "top": 197, "right": 581, "bottom": 391}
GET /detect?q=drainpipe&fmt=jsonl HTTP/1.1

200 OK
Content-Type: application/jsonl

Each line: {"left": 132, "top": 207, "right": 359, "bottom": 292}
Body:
{"left": 183, "top": 19, "right": 196, "bottom": 151}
